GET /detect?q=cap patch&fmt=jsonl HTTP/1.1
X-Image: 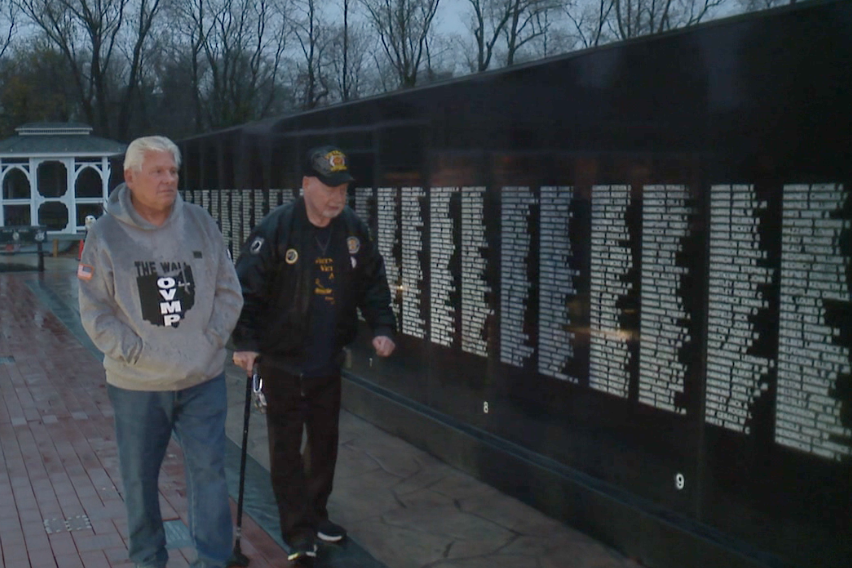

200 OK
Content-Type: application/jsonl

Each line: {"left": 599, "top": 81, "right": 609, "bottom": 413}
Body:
{"left": 326, "top": 150, "right": 348, "bottom": 172}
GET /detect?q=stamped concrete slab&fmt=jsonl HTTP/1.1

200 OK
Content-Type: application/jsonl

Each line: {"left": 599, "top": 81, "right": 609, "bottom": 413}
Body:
{"left": 351, "top": 519, "right": 465, "bottom": 568}
{"left": 458, "top": 492, "right": 573, "bottom": 535}
{"left": 382, "top": 491, "right": 510, "bottom": 540}
{"left": 330, "top": 469, "right": 408, "bottom": 524}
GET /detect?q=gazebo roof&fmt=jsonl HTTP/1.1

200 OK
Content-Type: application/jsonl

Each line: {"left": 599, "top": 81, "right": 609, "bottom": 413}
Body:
{"left": 0, "top": 122, "right": 126, "bottom": 155}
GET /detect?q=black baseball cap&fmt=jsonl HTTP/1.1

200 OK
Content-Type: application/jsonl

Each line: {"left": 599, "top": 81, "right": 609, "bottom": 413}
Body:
{"left": 303, "top": 145, "right": 355, "bottom": 186}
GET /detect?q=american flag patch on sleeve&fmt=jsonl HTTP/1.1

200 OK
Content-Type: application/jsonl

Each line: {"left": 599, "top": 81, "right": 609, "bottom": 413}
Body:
{"left": 77, "top": 264, "right": 94, "bottom": 281}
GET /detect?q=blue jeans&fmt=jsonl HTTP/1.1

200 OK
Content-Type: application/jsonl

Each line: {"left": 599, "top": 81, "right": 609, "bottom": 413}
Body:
{"left": 108, "top": 374, "right": 233, "bottom": 568}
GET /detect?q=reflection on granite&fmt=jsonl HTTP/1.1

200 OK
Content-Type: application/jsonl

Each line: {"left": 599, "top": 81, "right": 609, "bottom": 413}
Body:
{"left": 225, "top": 365, "right": 640, "bottom": 568}
{"left": 337, "top": 411, "right": 642, "bottom": 568}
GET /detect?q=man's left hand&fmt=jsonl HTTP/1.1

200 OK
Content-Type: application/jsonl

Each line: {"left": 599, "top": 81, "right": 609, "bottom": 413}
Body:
{"left": 373, "top": 335, "right": 395, "bottom": 357}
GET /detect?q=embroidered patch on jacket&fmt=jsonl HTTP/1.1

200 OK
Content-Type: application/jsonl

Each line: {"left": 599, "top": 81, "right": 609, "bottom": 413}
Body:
{"left": 77, "top": 264, "right": 94, "bottom": 282}
{"left": 285, "top": 248, "right": 299, "bottom": 264}
{"left": 250, "top": 237, "right": 264, "bottom": 254}
{"left": 193, "top": 251, "right": 203, "bottom": 258}
{"left": 347, "top": 236, "right": 360, "bottom": 254}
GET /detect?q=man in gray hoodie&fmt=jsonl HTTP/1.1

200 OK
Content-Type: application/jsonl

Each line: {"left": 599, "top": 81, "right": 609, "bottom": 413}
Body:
{"left": 78, "top": 136, "right": 244, "bottom": 568}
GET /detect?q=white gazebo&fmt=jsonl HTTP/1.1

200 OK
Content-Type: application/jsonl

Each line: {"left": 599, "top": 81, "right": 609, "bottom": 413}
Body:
{"left": 0, "top": 122, "right": 126, "bottom": 234}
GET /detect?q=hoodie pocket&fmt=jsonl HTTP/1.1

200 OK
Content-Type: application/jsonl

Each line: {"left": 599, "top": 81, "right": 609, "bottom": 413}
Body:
{"left": 133, "top": 332, "right": 219, "bottom": 380}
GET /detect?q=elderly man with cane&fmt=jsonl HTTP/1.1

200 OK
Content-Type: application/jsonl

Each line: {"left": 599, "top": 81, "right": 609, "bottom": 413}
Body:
{"left": 231, "top": 145, "right": 396, "bottom": 566}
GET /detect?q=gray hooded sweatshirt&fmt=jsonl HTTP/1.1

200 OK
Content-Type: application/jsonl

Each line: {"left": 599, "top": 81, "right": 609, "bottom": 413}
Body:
{"left": 78, "top": 184, "right": 243, "bottom": 391}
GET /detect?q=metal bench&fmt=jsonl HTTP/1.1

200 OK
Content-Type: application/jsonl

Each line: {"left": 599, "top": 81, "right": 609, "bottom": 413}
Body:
{"left": 49, "top": 231, "right": 88, "bottom": 259}
{"left": 0, "top": 225, "right": 48, "bottom": 271}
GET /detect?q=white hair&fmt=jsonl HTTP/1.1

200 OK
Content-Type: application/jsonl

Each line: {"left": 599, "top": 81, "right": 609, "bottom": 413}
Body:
{"left": 123, "top": 136, "right": 181, "bottom": 172}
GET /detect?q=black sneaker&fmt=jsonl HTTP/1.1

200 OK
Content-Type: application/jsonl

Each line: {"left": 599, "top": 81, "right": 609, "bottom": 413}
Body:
{"left": 287, "top": 538, "right": 317, "bottom": 562}
{"left": 289, "top": 556, "right": 314, "bottom": 567}
{"left": 317, "top": 519, "right": 347, "bottom": 543}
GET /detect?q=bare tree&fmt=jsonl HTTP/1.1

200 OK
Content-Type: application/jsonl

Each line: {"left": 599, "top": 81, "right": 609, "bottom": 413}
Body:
{"left": 326, "top": 19, "right": 376, "bottom": 102}
{"left": 738, "top": 0, "right": 789, "bottom": 12}
{"left": 526, "top": 2, "right": 570, "bottom": 59}
{"left": 0, "top": 40, "right": 79, "bottom": 136}
{"left": 419, "top": 28, "right": 454, "bottom": 82}
{"left": 564, "top": 0, "right": 615, "bottom": 48}
{"left": 563, "top": 0, "right": 726, "bottom": 47}
{"left": 502, "top": 0, "right": 558, "bottom": 66}
{"left": 331, "top": 0, "right": 387, "bottom": 100}
{"left": 135, "top": 24, "right": 207, "bottom": 138}
{"left": 611, "top": 0, "right": 724, "bottom": 40}
{"left": 12, "top": 0, "right": 165, "bottom": 139}
{"left": 340, "top": 0, "right": 352, "bottom": 100}
{"left": 116, "top": 0, "right": 163, "bottom": 138}
{"left": 463, "top": 0, "right": 516, "bottom": 72}
{"left": 172, "top": 0, "right": 289, "bottom": 129}
{"left": 0, "top": 0, "right": 18, "bottom": 61}
{"left": 207, "top": 0, "right": 289, "bottom": 126}
{"left": 164, "top": 0, "right": 209, "bottom": 133}
{"left": 359, "top": 0, "right": 442, "bottom": 88}
{"left": 292, "top": 0, "right": 329, "bottom": 109}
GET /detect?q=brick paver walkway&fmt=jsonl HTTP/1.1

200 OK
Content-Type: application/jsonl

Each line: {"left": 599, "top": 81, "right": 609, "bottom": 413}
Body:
{"left": 0, "top": 271, "right": 290, "bottom": 568}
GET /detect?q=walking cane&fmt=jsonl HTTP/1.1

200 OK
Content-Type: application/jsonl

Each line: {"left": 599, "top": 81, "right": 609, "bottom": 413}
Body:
{"left": 228, "top": 363, "right": 260, "bottom": 567}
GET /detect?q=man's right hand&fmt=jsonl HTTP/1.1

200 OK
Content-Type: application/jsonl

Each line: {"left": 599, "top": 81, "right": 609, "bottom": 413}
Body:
{"left": 233, "top": 351, "right": 260, "bottom": 375}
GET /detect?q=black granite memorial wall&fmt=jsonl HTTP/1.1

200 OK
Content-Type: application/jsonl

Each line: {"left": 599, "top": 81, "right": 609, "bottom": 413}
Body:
{"left": 176, "top": 2, "right": 852, "bottom": 566}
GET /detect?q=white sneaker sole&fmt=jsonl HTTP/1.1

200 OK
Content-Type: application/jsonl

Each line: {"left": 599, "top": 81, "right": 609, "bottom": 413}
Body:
{"left": 317, "top": 531, "right": 344, "bottom": 543}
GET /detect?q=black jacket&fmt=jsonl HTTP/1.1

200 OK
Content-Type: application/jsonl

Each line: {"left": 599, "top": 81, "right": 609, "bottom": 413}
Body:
{"left": 232, "top": 197, "right": 396, "bottom": 361}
